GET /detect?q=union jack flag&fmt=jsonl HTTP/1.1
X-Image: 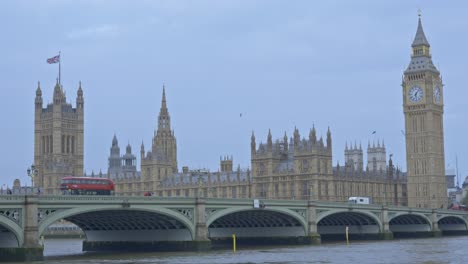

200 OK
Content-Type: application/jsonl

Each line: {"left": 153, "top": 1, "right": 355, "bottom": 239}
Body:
{"left": 47, "top": 55, "right": 60, "bottom": 64}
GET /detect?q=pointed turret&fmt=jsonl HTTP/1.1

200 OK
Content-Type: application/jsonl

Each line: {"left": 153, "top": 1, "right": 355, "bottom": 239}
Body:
{"left": 283, "top": 131, "right": 288, "bottom": 151}
{"left": 53, "top": 78, "right": 63, "bottom": 105}
{"left": 35, "top": 81, "right": 43, "bottom": 108}
{"left": 267, "top": 129, "right": 273, "bottom": 151}
{"left": 326, "top": 126, "right": 332, "bottom": 150}
{"left": 310, "top": 125, "right": 317, "bottom": 145}
{"left": 126, "top": 142, "right": 132, "bottom": 154}
{"left": 140, "top": 140, "right": 145, "bottom": 160}
{"left": 294, "top": 127, "right": 300, "bottom": 147}
{"left": 108, "top": 134, "right": 121, "bottom": 176}
{"left": 251, "top": 131, "right": 256, "bottom": 155}
{"left": 112, "top": 134, "right": 118, "bottom": 147}
{"left": 76, "top": 81, "right": 84, "bottom": 110}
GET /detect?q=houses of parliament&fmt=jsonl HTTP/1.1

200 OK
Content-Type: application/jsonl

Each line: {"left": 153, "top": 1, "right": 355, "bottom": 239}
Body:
{"left": 33, "top": 16, "right": 447, "bottom": 209}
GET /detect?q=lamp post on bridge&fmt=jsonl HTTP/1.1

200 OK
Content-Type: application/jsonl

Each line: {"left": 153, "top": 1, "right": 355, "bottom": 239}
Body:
{"left": 27, "top": 164, "right": 38, "bottom": 192}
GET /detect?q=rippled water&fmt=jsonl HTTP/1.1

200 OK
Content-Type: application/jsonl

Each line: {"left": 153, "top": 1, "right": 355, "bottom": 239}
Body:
{"left": 35, "top": 236, "right": 468, "bottom": 264}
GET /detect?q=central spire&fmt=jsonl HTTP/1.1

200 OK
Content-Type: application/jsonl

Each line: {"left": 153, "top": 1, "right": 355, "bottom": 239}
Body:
{"left": 160, "top": 84, "right": 168, "bottom": 115}
{"left": 157, "top": 84, "right": 171, "bottom": 131}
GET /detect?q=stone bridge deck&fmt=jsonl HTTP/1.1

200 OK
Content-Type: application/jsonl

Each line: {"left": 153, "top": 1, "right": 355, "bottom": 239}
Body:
{"left": 1, "top": 195, "right": 467, "bottom": 261}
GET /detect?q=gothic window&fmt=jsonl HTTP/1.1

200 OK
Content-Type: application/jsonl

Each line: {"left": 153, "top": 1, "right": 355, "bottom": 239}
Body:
{"left": 49, "top": 135, "right": 53, "bottom": 153}
{"left": 231, "top": 187, "right": 237, "bottom": 198}
{"left": 421, "top": 115, "right": 425, "bottom": 132}
{"left": 290, "top": 182, "right": 295, "bottom": 199}
{"left": 67, "top": 136, "right": 70, "bottom": 153}
{"left": 222, "top": 187, "right": 227, "bottom": 198}
{"left": 260, "top": 183, "right": 267, "bottom": 198}
{"left": 258, "top": 163, "right": 265, "bottom": 176}
{"left": 45, "top": 136, "right": 49, "bottom": 153}
{"left": 242, "top": 186, "right": 247, "bottom": 198}
{"left": 62, "top": 135, "right": 65, "bottom": 153}
{"left": 301, "top": 160, "right": 308, "bottom": 173}
{"left": 71, "top": 136, "right": 75, "bottom": 154}
{"left": 301, "top": 183, "right": 308, "bottom": 199}
{"left": 274, "top": 184, "right": 279, "bottom": 198}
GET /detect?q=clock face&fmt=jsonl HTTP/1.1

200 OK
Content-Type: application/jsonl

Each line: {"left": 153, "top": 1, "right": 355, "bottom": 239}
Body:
{"left": 433, "top": 85, "right": 441, "bottom": 103}
{"left": 408, "top": 86, "right": 423, "bottom": 102}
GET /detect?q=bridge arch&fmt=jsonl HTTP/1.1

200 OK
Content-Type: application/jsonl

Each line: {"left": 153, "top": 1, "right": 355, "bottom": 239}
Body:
{"left": 438, "top": 215, "right": 468, "bottom": 231}
{"left": 207, "top": 207, "right": 307, "bottom": 238}
{"left": 316, "top": 210, "right": 382, "bottom": 235}
{"left": 0, "top": 215, "right": 22, "bottom": 247}
{"left": 388, "top": 213, "right": 432, "bottom": 232}
{"left": 38, "top": 206, "right": 195, "bottom": 242}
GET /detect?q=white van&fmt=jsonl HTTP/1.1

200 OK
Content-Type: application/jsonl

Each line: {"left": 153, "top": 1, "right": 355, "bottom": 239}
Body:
{"left": 348, "top": 197, "right": 371, "bottom": 204}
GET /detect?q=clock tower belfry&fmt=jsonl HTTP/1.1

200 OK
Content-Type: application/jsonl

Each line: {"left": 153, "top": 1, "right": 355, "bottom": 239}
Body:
{"left": 402, "top": 15, "right": 446, "bottom": 209}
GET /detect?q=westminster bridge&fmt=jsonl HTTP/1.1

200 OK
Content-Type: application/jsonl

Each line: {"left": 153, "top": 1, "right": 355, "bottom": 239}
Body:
{"left": 1, "top": 195, "right": 468, "bottom": 261}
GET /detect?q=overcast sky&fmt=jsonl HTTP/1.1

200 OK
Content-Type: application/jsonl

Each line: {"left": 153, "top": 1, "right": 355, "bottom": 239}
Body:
{"left": 1, "top": 1, "right": 467, "bottom": 188}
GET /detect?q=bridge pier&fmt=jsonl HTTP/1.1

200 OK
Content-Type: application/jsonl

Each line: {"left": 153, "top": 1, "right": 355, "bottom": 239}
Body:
{"left": 430, "top": 210, "right": 442, "bottom": 237}
{"left": 380, "top": 206, "right": 393, "bottom": 240}
{"left": 0, "top": 196, "right": 43, "bottom": 262}
{"left": 193, "top": 198, "right": 212, "bottom": 250}
{"left": 307, "top": 201, "right": 321, "bottom": 245}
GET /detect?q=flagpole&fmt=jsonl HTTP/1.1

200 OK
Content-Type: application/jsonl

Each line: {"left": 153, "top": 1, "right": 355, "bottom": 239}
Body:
{"left": 59, "top": 51, "right": 61, "bottom": 85}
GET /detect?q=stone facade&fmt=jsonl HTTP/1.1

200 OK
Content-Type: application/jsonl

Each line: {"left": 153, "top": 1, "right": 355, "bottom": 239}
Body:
{"left": 104, "top": 87, "right": 407, "bottom": 206}
{"left": 402, "top": 16, "right": 447, "bottom": 209}
{"left": 34, "top": 80, "right": 84, "bottom": 194}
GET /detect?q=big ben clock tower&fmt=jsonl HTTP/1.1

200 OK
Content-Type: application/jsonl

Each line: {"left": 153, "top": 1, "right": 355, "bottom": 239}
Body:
{"left": 403, "top": 14, "right": 446, "bottom": 209}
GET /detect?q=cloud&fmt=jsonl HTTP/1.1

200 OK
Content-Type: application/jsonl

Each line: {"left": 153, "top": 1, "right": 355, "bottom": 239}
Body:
{"left": 67, "top": 24, "right": 121, "bottom": 40}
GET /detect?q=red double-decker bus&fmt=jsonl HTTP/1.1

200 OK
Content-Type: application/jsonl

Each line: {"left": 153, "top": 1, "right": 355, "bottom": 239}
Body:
{"left": 60, "top": 176, "right": 115, "bottom": 195}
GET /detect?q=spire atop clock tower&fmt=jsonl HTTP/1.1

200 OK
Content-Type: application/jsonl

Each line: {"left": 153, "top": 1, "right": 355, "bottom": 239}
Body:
{"left": 405, "top": 14, "right": 439, "bottom": 74}
{"left": 412, "top": 14, "right": 430, "bottom": 48}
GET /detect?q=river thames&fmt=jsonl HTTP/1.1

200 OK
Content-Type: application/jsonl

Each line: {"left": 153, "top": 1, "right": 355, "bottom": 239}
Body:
{"left": 35, "top": 236, "right": 468, "bottom": 264}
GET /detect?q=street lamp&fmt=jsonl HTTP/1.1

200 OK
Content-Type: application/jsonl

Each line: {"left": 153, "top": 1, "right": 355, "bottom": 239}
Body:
{"left": 26, "top": 164, "right": 38, "bottom": 190}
